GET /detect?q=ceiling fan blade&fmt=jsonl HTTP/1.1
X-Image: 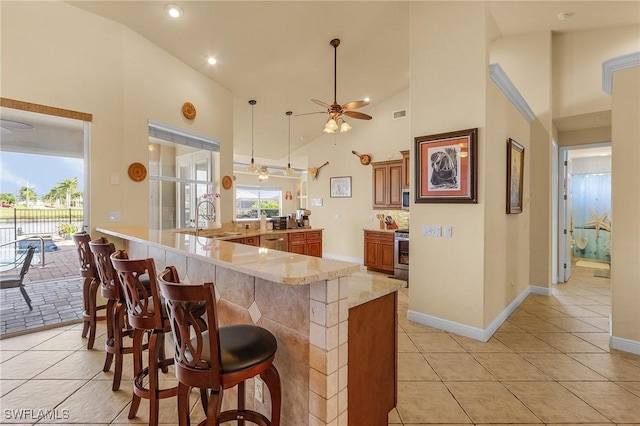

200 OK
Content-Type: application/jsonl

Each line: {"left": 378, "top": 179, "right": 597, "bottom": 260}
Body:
{"left": 342, "top": 100, "right": 370, "bottom": 111}
{"left": 311, "top": 99, "right": 330, "bottom": 109}
{"left": 344, "top": 110, "right": 372, "bottom": 120}
{"left": 294, "top": 111, "right": 326, "bottom": 117}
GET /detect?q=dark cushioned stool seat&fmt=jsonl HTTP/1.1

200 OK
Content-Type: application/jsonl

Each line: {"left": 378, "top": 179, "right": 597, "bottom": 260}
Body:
{"left": 196, "top": 325, "right": 277, "bottom": 374}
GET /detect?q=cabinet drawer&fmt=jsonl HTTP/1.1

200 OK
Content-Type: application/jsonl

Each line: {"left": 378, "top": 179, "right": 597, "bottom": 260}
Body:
{"left": 289, "top": 232, "right": 305, "bottom": 242}
{"left": 364, "top": 231, "right": 394, "bottom": 242}
{"left": 305, "top": 230, "right": 322, "bottom": 240}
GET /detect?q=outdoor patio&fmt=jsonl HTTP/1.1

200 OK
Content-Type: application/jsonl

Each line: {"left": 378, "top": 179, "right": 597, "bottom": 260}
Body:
{"left": 0, "top": 240, "right": 83, "bottom": 336}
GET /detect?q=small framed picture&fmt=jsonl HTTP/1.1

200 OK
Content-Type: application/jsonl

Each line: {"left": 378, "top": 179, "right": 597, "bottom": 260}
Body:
{"left": 330, "top": 176, "right": 352, "bottom": 198}
{"left": 507, "top": 138, "right": 524, "bottom": 214}
{"left": 415, "top": 128, "right": 478, "bottom": 203}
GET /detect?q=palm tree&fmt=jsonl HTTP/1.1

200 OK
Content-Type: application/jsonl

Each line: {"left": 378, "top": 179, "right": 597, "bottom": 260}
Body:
{"left": 58, "top": 178, "right": 79, "bottom": 208}
{"left": 18, "top": 186, "right": 37, "bottom": 207}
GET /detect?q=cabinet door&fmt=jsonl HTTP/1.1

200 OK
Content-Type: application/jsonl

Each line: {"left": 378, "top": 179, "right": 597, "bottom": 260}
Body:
{"left": 401, "top": 150, "right": 410, "bottom": 189}
{"left": 372, "top": 164, "right": 388, "bottom": 208}
{"left": 306, "top": 240, "right": 322, "bottom": 257}
{"left": 388, "top": 162, "right": 403, "bottom": 208}
{"left": 364, "top": 239, "right": 379, "bottom": 267}
{"left": 379, "top": 240, "right": 395, "bottom": 272}
{"left": 244, "top": 236, "right": 260, "bottom": 246}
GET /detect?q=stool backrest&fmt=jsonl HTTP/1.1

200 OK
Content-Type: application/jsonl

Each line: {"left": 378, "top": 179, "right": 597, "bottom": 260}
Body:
{"left": 72, "top": 232, "right": 96, "bottom": 279}
{"left": 157, "top": 266, "right": 222, "bottom": 388}
{"left": 88, "top": 237, "right": 120, "bottom": 300}
{"left": 110, "top": 250, "right": 163, "bottom": 331}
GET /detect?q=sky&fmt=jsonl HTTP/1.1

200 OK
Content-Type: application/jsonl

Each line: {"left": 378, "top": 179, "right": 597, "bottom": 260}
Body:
{"left": 0, "top": 152, "right": 84, "bottom": 197}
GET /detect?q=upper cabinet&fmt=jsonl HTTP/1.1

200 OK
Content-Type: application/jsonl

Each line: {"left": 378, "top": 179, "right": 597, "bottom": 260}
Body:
{"left": 372, "top": 160, "right": 403, "bottom": 209}
{"left": 400, "top": 150, "right": 410, "bottom": 189}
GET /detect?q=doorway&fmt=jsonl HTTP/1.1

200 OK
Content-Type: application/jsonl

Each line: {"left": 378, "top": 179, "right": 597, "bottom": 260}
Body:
{"left": 558, "top": 143, "right": 612, "bottom": 283}
{"left": 0, "top": 99, "right": 92, "bottom": 336}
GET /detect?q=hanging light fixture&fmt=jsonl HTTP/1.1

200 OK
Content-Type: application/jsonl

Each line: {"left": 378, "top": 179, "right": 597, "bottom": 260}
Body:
{"left": 258, "top": 166, "right": 269, "bottom": 181}
{"left": 284, "top": 111, "right": 294, "bottom": 176}
{"left": 248, "top": 99, "right": 258, "bottom": 173}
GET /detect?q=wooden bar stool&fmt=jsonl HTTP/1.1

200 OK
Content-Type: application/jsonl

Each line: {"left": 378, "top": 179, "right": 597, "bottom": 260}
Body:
{"left": 89, "top": 237, "right": 139, "bottom": 391}
{"left": 157, "top": 265, "right": 281, "bottom": 426}
{"left": 109, "top": 250, "right": 178, "bottom": 426}
{"left": 72, "top": 232, "right": 106, "bottom": 349}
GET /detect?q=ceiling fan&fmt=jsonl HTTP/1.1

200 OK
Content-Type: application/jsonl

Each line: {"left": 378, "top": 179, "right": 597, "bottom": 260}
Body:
{"left": 309, "top": 38, "right": 372, "bottom": 133}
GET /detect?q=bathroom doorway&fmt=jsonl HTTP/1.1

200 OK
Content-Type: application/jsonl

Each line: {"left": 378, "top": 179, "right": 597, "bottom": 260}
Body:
{"left": 558, "top": 143, "right": 611, "bottom": 283}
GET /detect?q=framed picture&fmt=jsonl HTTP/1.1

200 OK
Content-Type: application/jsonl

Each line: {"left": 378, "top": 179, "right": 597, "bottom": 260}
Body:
{"left": 330, "top": 176, "right": 352, "bottom": 198}
{"left": 414, "top": 128, "right": 478, "bottom": 203}
{"left": 507, "top": 138, "right": 524, "bottom": 214}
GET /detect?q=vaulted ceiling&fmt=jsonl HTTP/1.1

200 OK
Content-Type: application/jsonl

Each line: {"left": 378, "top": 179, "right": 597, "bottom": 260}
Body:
{"left": 3, "top": 1, "right": 639, "bottom": 163}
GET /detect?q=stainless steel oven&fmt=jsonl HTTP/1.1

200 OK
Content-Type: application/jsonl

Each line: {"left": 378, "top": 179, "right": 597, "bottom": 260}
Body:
{"left": 394, "top": 229, "right": 409, "bottom": 280}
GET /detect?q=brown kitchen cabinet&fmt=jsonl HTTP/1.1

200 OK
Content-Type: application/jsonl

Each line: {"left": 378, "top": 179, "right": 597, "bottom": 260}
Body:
{"left": 400, "top": 150, "right": 410, "bottom": 189}
{"left": 364, "top": 230, "right": 395, "bottom": 273}
{"left": 372, "top": 160, "right": 403, "bottom": 209}
{"left": 288, "top": 230, "right": 323, "bottom": 257}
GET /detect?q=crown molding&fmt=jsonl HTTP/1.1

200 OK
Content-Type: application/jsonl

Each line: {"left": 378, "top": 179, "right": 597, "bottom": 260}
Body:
{"left": 489, "top": 63, "right": 536, "bottom": 123}
{"left": 602, "top": 51, "right": 640, "bottom": 95}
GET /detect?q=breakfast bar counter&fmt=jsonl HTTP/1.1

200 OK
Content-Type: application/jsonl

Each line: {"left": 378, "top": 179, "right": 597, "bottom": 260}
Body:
{"left": 96, "top": 226, "right": 402, "bottom": 426}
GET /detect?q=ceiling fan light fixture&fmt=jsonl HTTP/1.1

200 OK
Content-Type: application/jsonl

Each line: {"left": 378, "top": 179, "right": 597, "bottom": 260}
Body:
{"left": 325, "top": 118, "right": 338, "bottom": 132}
{"left": 339, "top": 120, "right": 352, "bottom": 133}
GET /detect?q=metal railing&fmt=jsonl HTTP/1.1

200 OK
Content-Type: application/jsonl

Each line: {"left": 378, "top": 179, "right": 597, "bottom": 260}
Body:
{"left": 0, "top": 209, "right": 83, "bottom": 241}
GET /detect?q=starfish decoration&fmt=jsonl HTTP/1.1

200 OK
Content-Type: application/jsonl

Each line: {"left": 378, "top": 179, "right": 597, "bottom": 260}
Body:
{"left": 584, "top": 209, "right": 611, "bottom": 238}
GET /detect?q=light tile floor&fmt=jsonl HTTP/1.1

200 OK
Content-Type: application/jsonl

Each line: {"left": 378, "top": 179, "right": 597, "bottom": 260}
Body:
{"left": 0, "top": 264, "right": 638, "bottom": 425}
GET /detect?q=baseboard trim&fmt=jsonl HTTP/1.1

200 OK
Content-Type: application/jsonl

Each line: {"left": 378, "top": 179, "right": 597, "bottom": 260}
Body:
{"left": 610, "top": 335, "right": 640, "bottom": 355}
{"left": 530, "top": 285, "right": 552, "bottom": 296}
{"left": 323, "top": 253, "right": 362, "bottom": 264}
{"left": 407, "top": 286, "right": 530, "bottom": 342}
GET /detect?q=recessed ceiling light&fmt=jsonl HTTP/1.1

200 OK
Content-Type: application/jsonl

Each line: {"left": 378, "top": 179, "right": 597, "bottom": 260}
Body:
{"left": 165, "top": 4, "right": 183, "bottom": 18}
{"left": 557, "top": 12, "right": 574, "bottom": 21}
{"left": 206, "top": 56, "right": 217, "bottom": 65}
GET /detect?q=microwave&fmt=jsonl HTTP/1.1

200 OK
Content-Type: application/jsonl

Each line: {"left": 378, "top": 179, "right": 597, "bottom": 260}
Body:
{"left": 401, "top": 189, "right": 410, "bottom": 210}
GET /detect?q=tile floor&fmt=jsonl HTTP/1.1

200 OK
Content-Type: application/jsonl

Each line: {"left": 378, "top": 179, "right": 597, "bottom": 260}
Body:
{"left": 0, "top": 264, "right": 639, "bottom": 425}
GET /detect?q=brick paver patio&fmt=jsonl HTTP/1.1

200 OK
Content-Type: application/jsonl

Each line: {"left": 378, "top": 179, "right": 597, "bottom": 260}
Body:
{"left": 0, "top": 240, "right": 84, "bottom": 336}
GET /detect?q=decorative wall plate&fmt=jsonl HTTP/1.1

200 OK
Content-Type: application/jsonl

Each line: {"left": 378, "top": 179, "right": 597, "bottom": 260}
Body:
{"left": 182, "top": 102, "right": 196, "bottom": 120}
{"left": 222, "top": 175, "right": 233, "bottom": 190}
{"left": 128, "top": 162, "right": 147, "bottom": 182}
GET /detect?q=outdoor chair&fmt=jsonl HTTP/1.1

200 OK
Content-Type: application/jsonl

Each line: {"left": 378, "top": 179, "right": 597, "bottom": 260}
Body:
{"left": 0, "top": 245, "right": 36, "bottom": 310}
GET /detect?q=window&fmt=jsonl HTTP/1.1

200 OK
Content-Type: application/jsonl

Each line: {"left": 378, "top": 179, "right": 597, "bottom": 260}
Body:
{"left": 235, "top": 185, "right": 282, "bottom": 220}
{"left": 148, "top": 120, "right": 220, "bottom": 230}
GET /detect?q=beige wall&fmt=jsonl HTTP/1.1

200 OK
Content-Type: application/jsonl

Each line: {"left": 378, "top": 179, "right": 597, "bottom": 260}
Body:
{"left": 0, "top": 1, "right": 234, "bottom": 231}
{"left": 558, "top": 126, "right": 611, "bottom": 146}
{"left": 408, "top": 2, "right": 488, "bottom": 329}
{"left": 553, "top": 25, "right": 640, "bottom": 119}
{"left": 483, "top": 81, "right": 531, "bottom": 326}
{"left": 491, "top": 31, "right": 553, "bottom": 134}
{"left": 611, "top": 66, "right": 640, "bottom": 345}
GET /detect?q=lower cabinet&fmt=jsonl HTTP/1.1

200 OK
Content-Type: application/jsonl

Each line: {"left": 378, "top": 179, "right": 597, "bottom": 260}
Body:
{"left": 288, "top": 230, "right": 323, "bottom": 258}
{"left": 228, "top": 231, "right": 322, "bottom": 257}
{"left": 364, "top": 230, "right": 395, "bottom": 274}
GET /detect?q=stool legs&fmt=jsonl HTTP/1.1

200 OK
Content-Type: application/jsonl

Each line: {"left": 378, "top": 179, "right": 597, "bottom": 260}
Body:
{"left": 83, "top": 277, "right": 100, "bottom": 349}
{"left": 128, "top": 328, "right": 176, "bottom": 426}
{"left": 103, "top": 300, "right": 131, "bottom": 391}
{"left": 261, "top": 365, "right": 282, "bottom": 426}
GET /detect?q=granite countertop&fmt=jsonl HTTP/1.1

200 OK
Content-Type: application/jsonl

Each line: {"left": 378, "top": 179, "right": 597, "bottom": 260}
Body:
{"left": 347, "top": 271, "right": 406, "bottom": 308}
{"left": 176, "top": 227, "right": 323, "bottom": 240}
{"left": 96, "top": 226, "right": 358, "bottom": 287}
{"left": 363, "top": 228, "right": 398, "bottom": 234}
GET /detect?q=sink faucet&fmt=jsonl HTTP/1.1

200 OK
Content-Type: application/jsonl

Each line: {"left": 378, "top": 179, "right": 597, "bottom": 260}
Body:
{"left": 195, "top": 199, "right": 216, "bottom": 236}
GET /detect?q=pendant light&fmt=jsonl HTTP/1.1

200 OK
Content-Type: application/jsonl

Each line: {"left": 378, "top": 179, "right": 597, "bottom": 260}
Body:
{"left": 248, "top": 99, "right": 258, "bottom": 173}
{"left": 284, "top": 111, "right": 294, "bottom": 176}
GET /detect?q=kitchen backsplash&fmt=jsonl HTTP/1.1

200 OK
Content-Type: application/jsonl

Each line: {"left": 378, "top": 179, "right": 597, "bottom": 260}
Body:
{"left": 374, "top": 210, "right": 409, "bottom": 229}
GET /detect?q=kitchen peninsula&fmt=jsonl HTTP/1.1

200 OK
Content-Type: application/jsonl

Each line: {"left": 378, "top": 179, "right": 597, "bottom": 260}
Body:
{"left": 96, "top": 226, "right": 402, "bottom": 426}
